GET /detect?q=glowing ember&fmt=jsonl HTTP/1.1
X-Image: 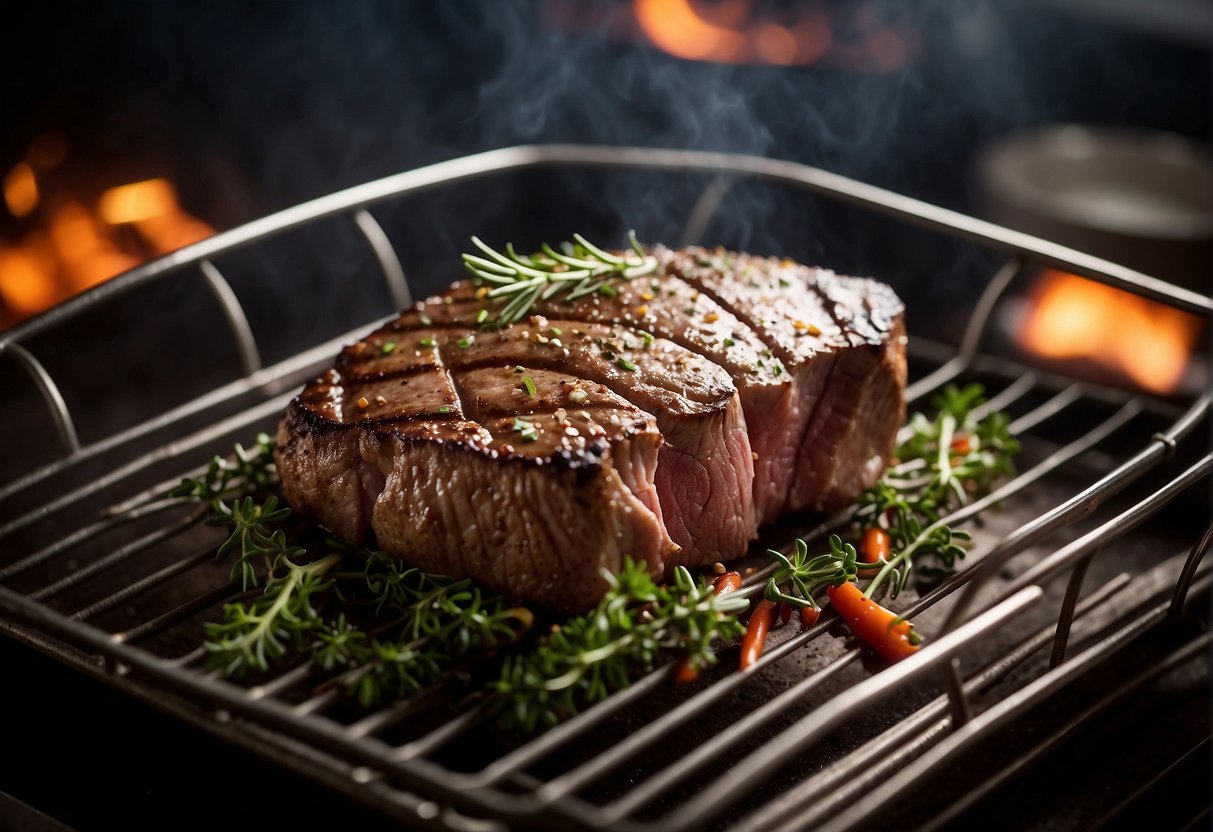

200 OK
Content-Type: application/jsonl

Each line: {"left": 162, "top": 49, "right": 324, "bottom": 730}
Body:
{"left": 3, "top": 162, "right": 39, "bottom": 219}
{"left": 0, "top": 138, "right": 214, "bottom": 329}
{"left": 99, "top": 178, "right": 179, "bottom": 225}
{"left": 628, "top": 0, "right": 907, "bottom": 71}
{"left": 1019, "top": 269, "right": 1201, "bottom": 394}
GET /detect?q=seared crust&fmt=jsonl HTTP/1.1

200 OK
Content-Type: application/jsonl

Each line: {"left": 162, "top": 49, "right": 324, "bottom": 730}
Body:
{"left": 276, "top": 245, "right": 906, "bottom": 611}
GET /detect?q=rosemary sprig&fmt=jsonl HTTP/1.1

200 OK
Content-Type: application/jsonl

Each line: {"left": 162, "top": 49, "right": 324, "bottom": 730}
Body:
{"left": 461, "top": 231, "right": 659, "bottom": 325}
{"left": 494, "top": 560, "right": 748, "bottom": 732}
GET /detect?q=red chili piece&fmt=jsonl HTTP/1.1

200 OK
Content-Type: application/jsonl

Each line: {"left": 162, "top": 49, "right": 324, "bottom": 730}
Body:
{"left": 860, "top": 527, "right": 891, "bottom": 565}
{"left": 799, "top": 605, "right": 821, "bottom": 629}
{"left": 740, "top": 600, "right": 776, "bottom": 670}
{"left": 713, "top": 571, "right": 742, "bottom": 595}
{"left": 826, "top": 581, "right": 922, "bottom": 663}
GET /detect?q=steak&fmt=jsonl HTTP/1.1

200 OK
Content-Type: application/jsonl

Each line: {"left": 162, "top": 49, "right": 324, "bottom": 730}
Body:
{"left": 275, "top": 245, "right": 906, "bottom": 611}
{"left": 664, "top": 248, "right": 907, "bottom": 513}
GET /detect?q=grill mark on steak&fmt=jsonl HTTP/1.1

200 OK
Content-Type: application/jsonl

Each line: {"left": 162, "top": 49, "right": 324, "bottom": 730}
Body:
{"left": 276, "top": 245, "right": 905, "bottom": 611}
{"left": 663, "top": 247, "right": 905, "bottom": 514}
{"left": 458, "top": 263, "right": 798, "bottom": 526}
{"left": 277, "top": 358, "right": 678, "bottom": 611}
{"left": 365, "top": 301, "right": 761, "bottom": 564}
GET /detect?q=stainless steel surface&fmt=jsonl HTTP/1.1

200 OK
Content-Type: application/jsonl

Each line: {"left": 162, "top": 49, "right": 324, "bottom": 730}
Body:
{"left": 1, "top": 145, "right": 1209, "bottom": 830}
{"left": 977, "top": 125, "right": 1213, "bottom": 288}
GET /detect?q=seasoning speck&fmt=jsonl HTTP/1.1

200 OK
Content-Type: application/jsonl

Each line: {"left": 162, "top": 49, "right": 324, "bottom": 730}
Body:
{"left": 476, "top": 308, "right": 488, "bottom": 324}
{"left": 457, "top": 335, "right": 474, "bottom": 349}
{"left": 616, "top": 357, "right": 638, "bottom": 372}
{"left": 356, "top": 396, "right": 370, "bottom": 409}
{"left": 713, "top": 562, "right": 726, "bottom": 575}
{"left": 380, "top": 341, "right": 397, "bottom": 355}
{"left": 439, "top": 405, "right": 452, "bottom": 414}
{"left": 420, "top": 337, "right": 435, "bottom": 348}
{"left": 512, "top": 417, "right": 539, "bottom": 442}
{"left": 703, "top": 312, "right": 719, "bottom": 324}
{"left": 522, "top": 376, "right": 537, "bottom": 397}
{"left": 569, "top": 389, "right": 588, "bottom": 404}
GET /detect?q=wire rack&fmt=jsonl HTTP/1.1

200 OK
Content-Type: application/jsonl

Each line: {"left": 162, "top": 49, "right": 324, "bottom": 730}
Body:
{"left": 1, "top": 145, "right": 1210, "bottom": 831}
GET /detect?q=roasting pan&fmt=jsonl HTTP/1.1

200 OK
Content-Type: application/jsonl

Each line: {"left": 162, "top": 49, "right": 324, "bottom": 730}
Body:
{"left": 0, "top": 145, "right": 1209, "bottom": 831}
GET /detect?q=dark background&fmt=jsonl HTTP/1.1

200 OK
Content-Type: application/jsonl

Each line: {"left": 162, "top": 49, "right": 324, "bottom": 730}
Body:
{"left": 1, "top": 1, "right": 1209, "bottom": 829}
{"left": 1, "top": 0, "right": 1209, "bottom": 340}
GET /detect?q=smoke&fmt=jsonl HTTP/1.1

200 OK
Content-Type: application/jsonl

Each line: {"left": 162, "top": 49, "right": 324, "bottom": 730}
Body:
{"left": 3, "top": 0, "right": 1207, "bottom": 346}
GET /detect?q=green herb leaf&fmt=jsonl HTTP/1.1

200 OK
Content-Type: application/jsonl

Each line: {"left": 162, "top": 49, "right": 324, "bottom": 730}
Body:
{"left": 461, "top": 232, "right": 658, "bottom": 325}
{"left": 494, "top": 558, "right": 747, "bottom": 731}
{"left": 512, "top": 417, "right": 539, "bottom": 442}
{"left": 522, "top": 376, "right": 537, "bottom": 397}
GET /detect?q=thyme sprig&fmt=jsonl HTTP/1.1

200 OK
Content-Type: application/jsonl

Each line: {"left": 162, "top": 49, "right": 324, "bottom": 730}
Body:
{"left": 170, "top": 432, "right": 278, "bottom": 509}
{"left": 857, "top": 383, "right": 1019, "bottom": 598}
{"left": 203, "top": 551, "right": 340, "bottom": 676}
{"left": 170, "top": 432, "right": 284, "bottom": 590}
{"left": 195, "top": 497, "right": 528, "bottom": 701}
{"left": 764, "top": 383, "right": 1020, "bottom": 605}
{"left": 177, "top": 440, "right": 741, "bottom": 728}
{"left": 494, "top": 561, "right": 749, "bottom": 732}
{"left": 461, "top": 231, "right": 658, "bottom": 325}
{"left": 764, "top": 535, "right": 861, "bottom": 610}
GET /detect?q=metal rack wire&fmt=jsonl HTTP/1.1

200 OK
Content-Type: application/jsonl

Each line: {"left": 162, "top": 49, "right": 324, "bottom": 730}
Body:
{"left": 0, "top": 145, "right": 1209, "bottom": 831}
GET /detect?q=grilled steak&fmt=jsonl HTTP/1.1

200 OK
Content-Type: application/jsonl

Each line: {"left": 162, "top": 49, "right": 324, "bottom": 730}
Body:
{"left": 276, "top": 246, "right": 905, "bottom": 611}
{"left": 664, "top": 248, "right": 907, "bottom": 513}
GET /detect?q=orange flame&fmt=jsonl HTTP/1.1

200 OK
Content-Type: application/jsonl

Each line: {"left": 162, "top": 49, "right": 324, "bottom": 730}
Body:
{"left": 1019, "top": 269, "right": 1201, "bottom": 394}
{"left": 629, "top": 0, "right": 907, "bottom": 71}
{"left": 3, "top": 162, "right": 39, "bottom": 219}
{"left": 0, "top": 141, "right": 214, "bottom": 328}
